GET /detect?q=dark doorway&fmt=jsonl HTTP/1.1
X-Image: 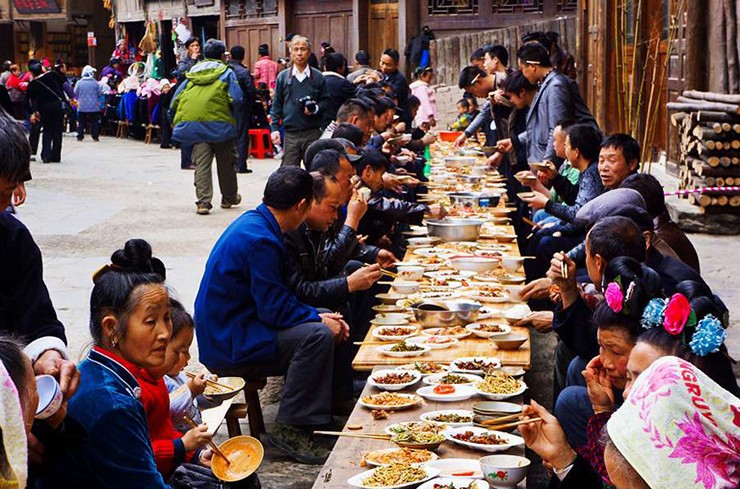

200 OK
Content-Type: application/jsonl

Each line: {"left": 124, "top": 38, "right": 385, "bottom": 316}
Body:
{"left": 159, "top": 20, "right": 177, "bottom": 76}
{"left": 190, "top": 16, "right": 220, "bottom": 45}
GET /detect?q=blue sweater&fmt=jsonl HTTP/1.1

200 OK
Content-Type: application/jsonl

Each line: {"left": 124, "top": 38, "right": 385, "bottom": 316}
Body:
{"left": 195, "top": 204, "right": 321, "bottom": 370}
{"left": 37, "top": 348, "right": 169, "bottom": 489}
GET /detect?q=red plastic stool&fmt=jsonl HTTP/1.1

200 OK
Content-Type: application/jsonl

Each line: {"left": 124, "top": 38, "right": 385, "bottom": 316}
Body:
{"left": 248, "top": 129, "right": 274, "bottom": 158}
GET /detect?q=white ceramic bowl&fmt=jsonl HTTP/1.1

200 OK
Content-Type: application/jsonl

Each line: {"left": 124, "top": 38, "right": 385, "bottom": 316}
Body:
{"left": 367, "top": 369, "right": 422, "bottom": 391}
{"left": 377, "top": 343, "right": 431, "bottom": 358}
{"left": 35, "top": 374, "right": 63, "bottom": 420}
{"left": 371, "top": 313, "right": 412, "bottom": 325}
{"left": 449, "top": 257, "right": 500, "bottom": 273}
{"left": 445, "top": 427, "right": 525, "bottom": 453}
{"left": 396, "top": 266, "right": 426, "bottom": 281}
{"left": 501, "top": 256, "right": 525, "bottom": 273}
{"left": 416, "top": 384, "right": 476, "bottom": 402}
{"left": 372, "top": 325, "right": 418, "bottom": 342}
{"left": 422, "top": 372, "right": 483, "bottom": 386}
{"left": 407, "top": 237, "right": 442, "bottom": 247}
{"left": 502, "top": 305, "right": 531, "bottom": 325}
{"left": 347, "top": 465, "right": 439, "bottom": 488}
{"left": 479, "top": 454, "right": 531, "bottom": 488}
{"left": 475, "top": 379, "right": 528, "bottom": 401}
{"left": 465, "top": 322, "right": 512, "bottom": 338}
{"left": 420, "top": 409, "right": 475, "bottom": 427}
{"left": 419, "top": 478, "right": 489, "bottom": 489}
{"left": 450, "top": 357, "right": 502, "bottom": 375}
{"left": 406, "top": 335, "right": 459, "bottom": 350}
{"left": 424, "top": 458, "right": 484, "bottom": 479}
{"left": 391, "top": 281, "right": 421, "bottom": 295}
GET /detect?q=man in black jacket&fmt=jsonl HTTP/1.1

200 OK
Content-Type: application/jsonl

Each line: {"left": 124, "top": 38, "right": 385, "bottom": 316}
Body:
{"left": 228, "top": 45, "right": 257, "bottom": 173}
{"left": 26, "top": 63, "right": 66, "bottom": 163}
{"left": 379, "top": 49, "right": 409, "bottom": 121}
{"left": 322, "top": 53, "right": 356, "bottom": 122}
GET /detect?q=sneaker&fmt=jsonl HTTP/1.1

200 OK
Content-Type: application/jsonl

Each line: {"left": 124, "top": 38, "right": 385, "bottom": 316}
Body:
{"left": 267, "top": 423, "right": 330, "bottom": 465}
{"left": 221, "top": 194, "right": 242, "bottom": 209}
{"left": 237, "top": 168, "right": 253, "bottom": 174}
{"left": 196, "top": 205, "right": 211, "bottom": 215}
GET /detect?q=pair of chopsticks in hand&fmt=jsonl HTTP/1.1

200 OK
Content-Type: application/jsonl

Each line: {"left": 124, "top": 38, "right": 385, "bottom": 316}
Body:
{"left": 480, "top": 412, "right": 543, "bottom": 430}
{"left": 363, "top": 263, "right": 398, "bottom": 279}
{"left": 522, "top": 217, "right": 542, "bottom": 240}
{"left": 184, "top": 371, "right": 233, "bottom": 393}
{"left": 182, "top": 415, "right": 231, "bottom": 465}
{"left": 558, "top": 250, "right": 569, "bottom": 280}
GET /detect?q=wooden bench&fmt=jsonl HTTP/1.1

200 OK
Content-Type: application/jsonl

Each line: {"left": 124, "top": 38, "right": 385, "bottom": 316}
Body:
{"left": 224, "top": 378, "right": 267, "bottom": 439}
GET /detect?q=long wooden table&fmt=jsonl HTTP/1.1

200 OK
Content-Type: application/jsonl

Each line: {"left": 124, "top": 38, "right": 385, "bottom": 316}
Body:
{"left": 311, "top": 367, "right": 526, "bottom": 489}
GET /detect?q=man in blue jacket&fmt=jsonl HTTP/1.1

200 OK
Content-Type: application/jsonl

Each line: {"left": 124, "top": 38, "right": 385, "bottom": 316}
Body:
{"left": 194, "top": 166, "right": 349, "bottom": 464}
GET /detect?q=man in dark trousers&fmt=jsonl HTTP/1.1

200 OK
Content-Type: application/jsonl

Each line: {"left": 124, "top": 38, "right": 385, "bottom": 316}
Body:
{"left": 228, "top": 45, "right": 257, "bottom": 173}
{"left": 270, "top": 35, "right": 330, "bottom": 168}
{"left": 26, "top": 62, "right": 66, "bottom": 163}
{"left": 378, "top": 48, "right": 409, "bottom": 121}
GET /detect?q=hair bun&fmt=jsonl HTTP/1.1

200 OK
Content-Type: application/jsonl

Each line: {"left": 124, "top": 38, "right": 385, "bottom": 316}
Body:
{"left": 110, "top": 239, "right": 166, "bottom": 279}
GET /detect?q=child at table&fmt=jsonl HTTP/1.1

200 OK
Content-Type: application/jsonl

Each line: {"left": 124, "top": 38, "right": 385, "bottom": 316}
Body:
{"left": 136, "top": 298, "right": 213, "bottom": 478}
{"left": 164, "top": 301, "right": 214, "bottom": 434}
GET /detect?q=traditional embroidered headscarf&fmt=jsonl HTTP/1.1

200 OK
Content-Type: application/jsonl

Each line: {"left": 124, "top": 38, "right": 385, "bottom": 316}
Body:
{"left": 0, "top": 360, "right": 28, "bottom": 489}
{"left": 608, "top": 356, "right": 740, "bottom": 489}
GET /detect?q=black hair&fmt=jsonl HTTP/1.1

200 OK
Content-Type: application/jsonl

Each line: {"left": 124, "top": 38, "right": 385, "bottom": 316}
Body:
{"left": 521, "top": 31, "right": 552, "bottom": 50}
{"left": 0, "top": 109, "right": 31, "bottom": 184}
{"left": 457, "top": 98, "right": 470, "bottom": 109}
{"left": 620, "top": 173, "right": 667, "bottom": 218}
{"left": 324, "top": 52, "right": 346, "bottom": 73}
{"left": 555, "top": 117, "right": 576, "bottom": 131}
{"left": 262, "top": 166, "right": 314, "bottom": 209}
{"left": 413, "top": 66, "right": 434, "bottom": 79}
{"left": 332, "top": 123, "right": 364, "bottom": 148}
{"left": 203, "top": 39, "right": 226, "bottom": 60}
{"left": 356, "top": 148, "right": 388, "bottom": 174}
{"left": 546, "top": 31, "right": 560, "bottom": 44}
{"left": 517, "top": 43, "right": 552, "bottom": 67}
{"left": 355, "top": 50, "right": 370, "bottom": 65}
{"left": 311, "top": 171, "right": 337, "bottom": 203}
{"left": 336, "top": 98, "right": 371, "bottom": 123}
{"left": 258, "top": 43, "right": 269, "bottom": 56}
{"left": 566, "top": 123, "right": 603, "bottom": 163}
{"left": 0, "top": 334, "right": 32, "bottom": 408}
{"left": 458, "top": 65, "right": 487, "bottom": 90}
{"left": 285, "top": 33, "right": 295, "bottom": 42}
{"left": 408, "top": 95, "right": 421, "bottom": 110}
{"left": 470, "top": 48, "right": 485, "bottom": 62}
{"left": 503, "top": 69, "right": 536, "bottom": 94}
{"left": 229, "top": 45, "right": 245, "bottom": 61}
{"left": 185, "top": 37, "right": 200, "bottom": 48}
{"left": 305, "top": 140, "right": 349, "bottom": 170}
{"left": 169, "top": 298, "right": 194, "bottom": 338}
{"left": 601, "top": 133, "right": 640, "bottom": 165}
{"left": 29, "top": 63, "right": 43, "bottom": 76}
{"left": 89, "top": 239, "right": 167, "bottom": 345}
{"left": 485, "top": 44, "right": 509, "bottom": 67}
{"left": 310, "top": 149, "right": 342, "bottom": 176}
{"left": 593, "top": 257, "right": 663, "bottom": 341}
{"left": 587, "top": 216, "right": 646, "bottom": 263}
{"left": 614, "top": 205, "right": 654, "bottom": 234}
{"left": 382, "top": 48, "right": 400, "bottom": 64}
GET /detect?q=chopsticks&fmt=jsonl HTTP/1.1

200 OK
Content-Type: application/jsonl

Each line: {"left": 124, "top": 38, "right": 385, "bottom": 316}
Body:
{"left": 522, "top": 217, "right": 542, "bottom": 229}
{"left": 183, "top": 415, "right": 231, "bottom": 465}
{"left": 353, "top": 341, "right": 391, "bottom": 346}
{"left": 363, "top": 264, "right": 398, "bottom": 279}
{"left": 184, "top": 371, "right": 234, "bottom": 392}
{"left": 314, "top": 431, "right": 391, "bottom": 440}
{"left": 559, "top": 250, "right": 569, "bottom": 280}
{"left": 481, "top": 417, "right": 542, "bottom": 431}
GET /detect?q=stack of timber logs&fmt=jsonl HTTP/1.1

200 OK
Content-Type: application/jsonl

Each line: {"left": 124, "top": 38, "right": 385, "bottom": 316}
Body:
{"left": 668, "top": 90, "right": 740, "bottom": 213}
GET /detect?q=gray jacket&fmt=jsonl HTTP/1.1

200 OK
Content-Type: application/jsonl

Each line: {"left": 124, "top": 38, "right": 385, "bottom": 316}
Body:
{"left": 520, "top": 71, "right": 596, "bottom": 162}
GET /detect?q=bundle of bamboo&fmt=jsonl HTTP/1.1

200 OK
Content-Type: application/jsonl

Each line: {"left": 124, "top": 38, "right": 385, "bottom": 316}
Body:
{"left": 668, "top": 90, "right": 740, "bottom": 213}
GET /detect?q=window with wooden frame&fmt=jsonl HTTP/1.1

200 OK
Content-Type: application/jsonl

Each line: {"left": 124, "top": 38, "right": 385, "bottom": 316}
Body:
{"left": 225, "top": 0, "right": 278, "bottom": 20}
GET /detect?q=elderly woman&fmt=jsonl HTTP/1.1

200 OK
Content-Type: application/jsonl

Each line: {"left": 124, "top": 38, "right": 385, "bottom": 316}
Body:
{"left": 74, "top": 65, "right": 103, "bottom": 141}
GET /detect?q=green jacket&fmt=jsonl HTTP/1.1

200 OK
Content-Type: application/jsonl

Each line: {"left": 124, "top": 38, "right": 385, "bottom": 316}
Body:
{"left": 171, "top": 59, "right": 243, "bottom": 143}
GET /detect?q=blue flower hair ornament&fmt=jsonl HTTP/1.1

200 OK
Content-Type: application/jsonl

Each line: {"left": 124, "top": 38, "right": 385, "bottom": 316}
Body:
{"left": 689, "top": 315, "right": 726, "bottom": 357}
{"left": 640, "top": 298, "right": 667, "bottom": 329}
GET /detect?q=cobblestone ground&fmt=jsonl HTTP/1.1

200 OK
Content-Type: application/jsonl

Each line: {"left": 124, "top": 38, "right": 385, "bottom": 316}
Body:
{"left": 17, "top": 134, "right": 740, "bottom": 488}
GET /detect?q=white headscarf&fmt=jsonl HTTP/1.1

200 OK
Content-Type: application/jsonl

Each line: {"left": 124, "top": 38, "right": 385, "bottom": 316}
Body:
{"left": 81, "top": 65, "right": 96, "bottom": 79}
{"left": 608, "top": 356, "right": 740, "bottom": 489}
{"left": 0, "top": 360, "right": 28, "bottom": 489}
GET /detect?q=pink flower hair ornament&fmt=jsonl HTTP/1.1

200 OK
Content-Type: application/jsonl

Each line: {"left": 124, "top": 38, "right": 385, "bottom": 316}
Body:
{"left": 604, "top": 276, "right": 636, "bottom": 315}
{"left": 663, "top": 293, "right": 696, "bottom": 336}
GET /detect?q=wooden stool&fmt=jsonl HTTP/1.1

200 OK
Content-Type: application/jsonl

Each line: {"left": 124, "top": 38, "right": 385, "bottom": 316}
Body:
{"left": 116, "top": 120, "right": 129, "bottom": 138}
{"left": 144, "top": 124, "right": 160, "bottom": 144}
{"left": 224, "top": 378, "right": 267, "bottom": 439}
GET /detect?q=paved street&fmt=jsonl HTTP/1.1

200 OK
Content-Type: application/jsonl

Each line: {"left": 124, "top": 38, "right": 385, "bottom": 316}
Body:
{"left": 16, "top": 134, "right": 740, "bottom": 488}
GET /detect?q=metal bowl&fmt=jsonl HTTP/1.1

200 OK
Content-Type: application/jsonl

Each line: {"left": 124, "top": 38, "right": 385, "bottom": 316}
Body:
{"left": 426, "top": 218, "right": 487, "bottom": 242}
{"left": 411, "top": 300, "right": 482, "bottom": 328}
{"left": 448, "top": 192, "right": 501, "bottom": 208}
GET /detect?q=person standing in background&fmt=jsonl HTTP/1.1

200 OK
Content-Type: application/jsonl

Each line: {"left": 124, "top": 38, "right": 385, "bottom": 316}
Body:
{"left": 73, "top": 65, "right": 102, "bottom": 142}
{"left": 346, "top": 51, "right": 374, "bottom": 84}
{"left": 26, "top": 62, "right": 66, "bottom": 163}
{"left": 378, "top": 48, "right": 409, "bottom": 120}
{"left": 228, "top": 45, "right": 257, "bottom": 174}
{"left": 253, "top": 43, "right": 279, "bottom": 90}
{"left": 409, "top": 66, "right": 438, "bottom": 129}
{"left": 322, "top": 53, "right": 356, "bottom": 122}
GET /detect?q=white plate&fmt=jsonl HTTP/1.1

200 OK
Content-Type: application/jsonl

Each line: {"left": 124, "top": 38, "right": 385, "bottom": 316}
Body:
{"left": 385, "top": 420, "right": 447, "bottom": 436}
{"left": 402, "top": 229, "right": 429, "bottom": 237}
{"left": 465, "top": 323, "right": 512, "bottom": 338}
{"left": 420, "top": 409, "right": 475, "bottom": 427}
{"left": 394, "top": 261, "right": 425, "bottom": 267}
{"left": 445, "top": 426, "right": 525, "bottom": 453}
{"left": 502, "top": 304, "right": 532, "bottom": 324}
{"left": 372, "top": 326, "right": 419, "bottom": 342}
{"left": 420, "top": 327, "right": 471, "bottom": 340}
{"left": 396, "top": 362, "right": 450, "bottom": 376}
{"left": 467, "top": 293, "right": 511, "bottom": 304}
{"left": 371, "top": 313, "right": 412, "bottom": 324}
{"left": 406, "top": 336, "right": 459, "bottom": 350}
{"left": 477, "top": 306, "right": 501, "bottom": 320}
{"left": 424, "top": 459, "right": 484, "bottom": 479}
{"left": 377, "top": 343, "right": 431, "bottom": 358}
{"left": 347, "top": 466, "right": 440, "bottom": 489}
{"left": 363, "top": 448, "right": 439, "bottom": 467}
{"left": 475, "top": 380, "right": 528, "bottom": 400}
{"left": 358, "top": 393, "right": 422, "bottom": 410}
{"left": 472, "top": 274, "right": 502, "bottom": 283}
{"left": 450, "top": 357, "right": 502, "bottom": 375}
{"left": 422, "top": 373, "right": 483, "bottom": 386}
{"left": 367, "top": 369, "right": 422, "bottom": 392}
{"left": 416, "top": 385, "right": 477, "bottom": 402}
{"left": 418, "top": 478, "right": 489, "bottom": 489}
{"left": 425, "top": 270, "right": 477, "bottom": 279}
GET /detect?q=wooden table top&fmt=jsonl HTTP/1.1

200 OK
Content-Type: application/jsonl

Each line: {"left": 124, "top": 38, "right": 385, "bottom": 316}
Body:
{"left": 311, "top": 367, "right": 526, "bottom": 489}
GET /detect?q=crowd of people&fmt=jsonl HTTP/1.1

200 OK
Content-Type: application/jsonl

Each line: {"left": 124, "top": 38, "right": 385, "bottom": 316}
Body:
{"left": 0, "top": 27, "right": 738, "bottom": 489}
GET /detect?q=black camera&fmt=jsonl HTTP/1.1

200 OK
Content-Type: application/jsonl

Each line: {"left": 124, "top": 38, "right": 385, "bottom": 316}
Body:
{"left": 297, "top": 95, "right": 318, "bottom": 114}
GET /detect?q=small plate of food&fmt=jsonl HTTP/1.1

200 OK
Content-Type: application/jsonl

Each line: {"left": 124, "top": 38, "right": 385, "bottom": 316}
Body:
{"left": 396, "top": 362, "right": 449, "bottom": 376}
{"left": 418, "top": 478, "right": 489, "bottom": 489}
{"left": 362, "top": 448, "right": 439, "bottom": 467}
{"left": 465, "top": 322, "right": 512, "bottom": 339}
{"left": 444, "top": 427, "right": 524, "bottom": 453}
{"left": 422, "top": 373, "right": 483, "bottom": 386}
{"left": 467, "top": 288, "right": 510, "bottom": 304}
{"left": 406, "top": 335, "right": 459, "bottom": 350}
{"left": 385, "top": 421, "right": 447, "bottom": 437}
{"left": 450, "top": 357, "right": 501, "bottom": 376}
{"left": 416, "top": 384, "right": 477, "bottom": 402}
{"left": 367, "top": 369, "right": 422, "bottom": 391}
{"left": 370, "top": 315, "right": 411, "bottom": 326}
{"left": 475, "top": 371, "right": 528, "bottom": 400}
{"left": 473, "top": 269, "right": 503, "bottom": 283}
{"left": 347, "top": 464, "right": 439, "bottom": 489}
{"left": 477, "top": 306, "right": 501, "bottom": 320}
{"left": 372, "top": 325, "right": 418, "bottom": 342}
{"left": 420, "top": 326, "right": 471, "bottom": 339}
{"left": 425, "top": 458, "right": 484, "bottom": 479}
{"left": 359, "top": 392, "right": 422, "bottom": 410}
{"left": 373, "top": 304, "right": 407, "bottom": 314}
{"left": 498, "top": 274, "right": 526, "bottom": 285}
{"left": 378, "top": 341, "right": 431, "bottom": 358}
{"left": 420, "top": 409, "right": 475, "bottom": 428}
